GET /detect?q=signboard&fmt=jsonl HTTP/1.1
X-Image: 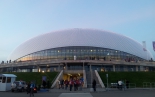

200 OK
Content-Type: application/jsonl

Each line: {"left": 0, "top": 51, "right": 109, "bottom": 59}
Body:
{"left": 74, "top": 55, "right": 76, "bottom": 60}
{"left": 106, "top": 74, "right": 108, "bottom": 78}
{"left": 153, "top": 41, "right": 155, "bottom": 51}
{"left": 42, "top": 76, "right": 47, "bottom": 81}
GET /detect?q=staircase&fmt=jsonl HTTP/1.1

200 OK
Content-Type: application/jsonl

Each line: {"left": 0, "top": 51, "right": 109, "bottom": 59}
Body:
{"left": 86, "top": 70, "right": 102, "bottom": 88}
{"left": 86, "top": 71, "right": 91, "bottom": 88}
{"left": 51, "top": 70, "right": 63, "bottom": 88}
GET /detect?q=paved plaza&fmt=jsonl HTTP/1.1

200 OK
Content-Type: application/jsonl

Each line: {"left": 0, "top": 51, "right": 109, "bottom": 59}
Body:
{"left": 0, "top": 89, "right": 155, "bottom": 97}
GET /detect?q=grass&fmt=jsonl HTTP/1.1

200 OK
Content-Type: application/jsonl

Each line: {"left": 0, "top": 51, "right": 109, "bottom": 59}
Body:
{"left": 98, "top": 72, "right": 155, "bottom": 87}
{"left": 7, "top": 72, "right": 58, "bottom": 85}
{"left": 6, "top": 71, "right": 155, "bottom": 87}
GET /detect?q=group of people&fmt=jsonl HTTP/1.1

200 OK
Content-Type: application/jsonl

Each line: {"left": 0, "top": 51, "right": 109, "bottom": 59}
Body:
{"left": 124, "top": 57, "right": 139, "bottom": 63}
{"left": 117, "top": 79, "right": 129, "bottom": 90}
{"left": 57, "top": 78, "right": 97, "bottom": 92}
{"left": 58, "top": 78, "right": 84, "bottom": 91}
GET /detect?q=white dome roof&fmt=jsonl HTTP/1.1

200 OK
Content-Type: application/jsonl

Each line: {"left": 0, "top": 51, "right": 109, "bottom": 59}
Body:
{"left": 8, "top": 28, "right": 153, "bottom": 60}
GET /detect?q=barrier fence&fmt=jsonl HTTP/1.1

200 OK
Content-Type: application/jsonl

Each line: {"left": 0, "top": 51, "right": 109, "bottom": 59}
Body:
{"left": 103, "top": 83, "right": 136, "bottom": 89}
{"left": 129, "top": 83, "right": 136, "bottom": 88}
{"left": 143, "top": 82, "right": 155, "bottom": 88}
{"left": 106, "top": 82, "right": 155, "bottom": 89}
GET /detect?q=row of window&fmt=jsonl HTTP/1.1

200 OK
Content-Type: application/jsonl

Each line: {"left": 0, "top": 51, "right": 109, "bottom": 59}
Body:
{"left": 0, "top": 77, "right": 11, "bottom": 83}
{"left": 1, "top": 65, "right": 155, "bottom": 72}
{"left": 16, "top": 46, "right": 144, "bottom": 62}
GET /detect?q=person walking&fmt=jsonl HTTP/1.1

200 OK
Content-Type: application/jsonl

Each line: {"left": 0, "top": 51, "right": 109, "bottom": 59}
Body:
{"left": 92, "top": 79, "right": 96, "bottom": 92}
{"left": 58, "top": 80, "right": 61, "bottom": 89}
{"left": 74, "top": 79, "right": 77, "bottom": 91}
{"left": 30, "top": 81, "right": 34, "bottom": 97}
{"left": 69, "top": 79, "right": 73, "bottom": 91}
{"left": 26, "top": 81, "right": 30, "bottom": 94}
{"left": 79, "top": 79, "right": 83, "bottom": 91}
{"left": 65, "top": 80, "right": 69, "bottom": 90}
{"left": 126, "top": 80, "right": 129, "bottom": 89}
{"left": 118, "top": 80, "right": 122, "bottom": 90}
{"left": 42, "top": 80, "right": 46, "bottom": 89}
{"left": 61, "top": 79, "right": 64, "bottom": 89}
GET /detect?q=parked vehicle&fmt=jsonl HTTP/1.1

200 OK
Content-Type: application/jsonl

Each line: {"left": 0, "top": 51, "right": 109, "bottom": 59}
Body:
{"left": 11, "top": 81, "right": 27, "bottom": 92}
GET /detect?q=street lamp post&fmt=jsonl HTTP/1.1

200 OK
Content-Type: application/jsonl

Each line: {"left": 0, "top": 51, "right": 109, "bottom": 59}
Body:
{"left": 106, "top": 74, "right": 108, "bottom": 91}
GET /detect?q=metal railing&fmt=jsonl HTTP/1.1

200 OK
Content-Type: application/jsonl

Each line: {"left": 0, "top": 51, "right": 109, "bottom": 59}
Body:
{"left": 83, "top": 70, "right": 87, "bottom": 88}
{"left": 1, "top": 59, "right": 155, "bottom": 68}
{"left": 104, "top": 83, "right": 136, "bottom": 89}
{"left": 129, "top": 83, "right": 136, "bottom": 88}
{"left": 51, "top": 70, "right": 63, "bottom": 88}
{"left": 95, "top": 70, "right": 105, "bottom": 88}
{"left": 51, "top": 71, "right": 60, "bottom": 87}
{"left": 143, "top": 82, "right": 155, "bottom": 88}
{"left": 151, "top": 82, "right": 155, "bottom": 88}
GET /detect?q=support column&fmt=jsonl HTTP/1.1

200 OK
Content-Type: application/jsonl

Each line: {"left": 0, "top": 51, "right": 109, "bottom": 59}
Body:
{"left": 123, "top": 66, "right": 127, "bottom": 71}
{"left": 58, "top": 64, "right": 60, "bottom": 71}
{"left": 37, "top": 65, "right": 40, "bottom": 72}
{"left": 89, "top": 64, "right": 92, "bottom": 71}
{"left": 90, "top": 65, "right": 93, "bottom": 87}
{"left": 65, "top": 63, "right": 68, "bottom": 70}
{"left": 136, "top": 66, "right": 138, "bottom": 71}
{"left": 113, "top": 65, "right": 115, "bottom": 72}
{"left": 140, "top": 66, "right": 144, "bottom": 71}
{"left": 46, "top": 65, "right": 48, "bottom": 72}
{"left": 83, "top": 62, "right": 84, "bottom": 70}
{"left": 11, "top": 64, "right": 13, "bottom": 72}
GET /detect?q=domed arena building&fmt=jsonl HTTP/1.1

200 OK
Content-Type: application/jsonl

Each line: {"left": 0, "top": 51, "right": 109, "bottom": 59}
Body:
{"left": 1, "top": 28, "right": 155, "bottom": 88}
{"left": 0, "top": 28, "right": 155, "bottom": 78}
{"left": 9, "top": 28, "right": 153, "bottom": 61}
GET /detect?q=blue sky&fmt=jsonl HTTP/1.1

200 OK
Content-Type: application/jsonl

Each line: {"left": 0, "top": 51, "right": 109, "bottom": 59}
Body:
{"left": 0, "top": 0, "right": 155, "bottom": 61}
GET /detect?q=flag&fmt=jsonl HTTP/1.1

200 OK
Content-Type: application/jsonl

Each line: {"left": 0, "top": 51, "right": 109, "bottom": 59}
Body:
{"left": 153, "top": 41, "right": 155, "bottom": 51}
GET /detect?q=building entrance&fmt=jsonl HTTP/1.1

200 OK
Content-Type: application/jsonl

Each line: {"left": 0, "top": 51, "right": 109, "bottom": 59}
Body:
{"left": 63, "top": 72, "right": 83, "bottom": 81}
{"left": 62, "top": 63, "right": 84, "bottom": 81}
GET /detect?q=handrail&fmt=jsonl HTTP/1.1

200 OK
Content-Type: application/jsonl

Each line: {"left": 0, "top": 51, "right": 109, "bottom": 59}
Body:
{"left": 83, "top": 70, "right": 87, "bottom": 88}
{"left": 94, "top": 70, "right": 105, "bottom": 88}
{"left": 51, "top": 70, "right": 63, "bottom": 88}
{"left": 143, "top": 82, "right": 155, "bottom": 88}
{"left": 129, "top": 83, "right": 136, "bottom": 88}
{"left": 50, "top": 71, "right": 60, "bottom": 86}
{"left": 143, "top": 82, "right": 151, "bottom": 88}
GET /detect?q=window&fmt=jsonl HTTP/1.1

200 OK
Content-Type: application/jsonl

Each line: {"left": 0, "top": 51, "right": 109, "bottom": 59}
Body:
{"left": 0, "top": 77, "right": 2, "bottom": 83}
{"left": 7, "top": 77, "right": 11, "bottom": 83}
{"left": 2, "top": 77, "right": 6, "bottom": 83}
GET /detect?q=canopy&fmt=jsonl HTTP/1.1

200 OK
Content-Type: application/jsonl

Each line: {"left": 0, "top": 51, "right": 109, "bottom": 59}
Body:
{"left": 0, "top": 74, "right": 17, "bottom": 77}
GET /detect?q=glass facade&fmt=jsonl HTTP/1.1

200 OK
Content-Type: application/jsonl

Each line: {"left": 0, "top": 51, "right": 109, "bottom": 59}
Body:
{"left": 16, "top": 46, "right": 144, "bottom": 62}
{"left": 1, "top": 65, "right": 155, "bottom": 72}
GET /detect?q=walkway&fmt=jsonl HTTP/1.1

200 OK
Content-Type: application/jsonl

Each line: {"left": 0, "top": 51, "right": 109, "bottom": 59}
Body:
{"left": 58, "top": 93, "right": 93, "bottom": 97}
{"left": 1, "top": 88, "right": 155, "bottom": 97}
{"left": 49, "top": 88, "right": 106, "bottom": 93}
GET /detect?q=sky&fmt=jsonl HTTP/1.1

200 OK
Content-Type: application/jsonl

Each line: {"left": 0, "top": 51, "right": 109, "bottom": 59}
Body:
{"left": 0, "top": 0, "right": 155, "bottom": 62}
